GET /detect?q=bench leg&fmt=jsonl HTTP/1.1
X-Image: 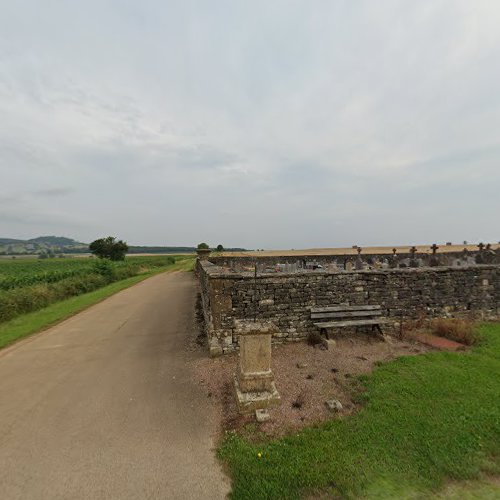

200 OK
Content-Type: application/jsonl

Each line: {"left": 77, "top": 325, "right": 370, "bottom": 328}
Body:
{"left": 320, "top": 328, "right": 329, "bottom": 340}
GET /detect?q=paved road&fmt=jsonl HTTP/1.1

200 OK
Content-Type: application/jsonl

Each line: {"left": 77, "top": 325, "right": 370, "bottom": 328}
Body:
{"left": 0, "top": 272, "right": 230, "bottom": 499}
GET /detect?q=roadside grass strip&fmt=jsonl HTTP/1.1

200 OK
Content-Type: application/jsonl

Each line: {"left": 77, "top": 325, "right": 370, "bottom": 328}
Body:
{"left": 219, "top": 323, "right": 500, "bottom": 499}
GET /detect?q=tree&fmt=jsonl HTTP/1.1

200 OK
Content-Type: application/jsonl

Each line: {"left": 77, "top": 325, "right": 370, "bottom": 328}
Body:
{"left": 216, "top": 244, "right": 224, "bottom": 252}
{"left": 89, "top": 236, "right": 128, "bottom": 261}
{"left": 197, "top": 242, "right": 209, "bottom": 249}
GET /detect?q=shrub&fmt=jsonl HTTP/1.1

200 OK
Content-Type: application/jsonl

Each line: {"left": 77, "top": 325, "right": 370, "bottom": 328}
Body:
{"left": 89, "top": 236, "right": 128, "bottom": 261}
{"left": 430, "top": 318, "right": 479, "bottom": 345}
{"left": 92, "top": 259, "right": 116, "bottom": 281}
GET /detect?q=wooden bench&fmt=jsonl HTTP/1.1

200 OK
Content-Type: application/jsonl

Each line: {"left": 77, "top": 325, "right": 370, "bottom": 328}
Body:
{"left": 310, "top": 305, "right": 392, "bottom": 338}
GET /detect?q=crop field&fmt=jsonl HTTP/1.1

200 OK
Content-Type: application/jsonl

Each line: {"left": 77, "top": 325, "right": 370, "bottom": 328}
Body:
{"left": 0, "top": 255, "right": 192, "bottom": 324}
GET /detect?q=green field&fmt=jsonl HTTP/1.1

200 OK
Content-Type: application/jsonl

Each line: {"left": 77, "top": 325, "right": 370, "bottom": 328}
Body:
{"left": 220, "top": 323, "right": 500, "bottom": 499}
{"left": 0, "top": 255, "right": 195, "bottom": 348}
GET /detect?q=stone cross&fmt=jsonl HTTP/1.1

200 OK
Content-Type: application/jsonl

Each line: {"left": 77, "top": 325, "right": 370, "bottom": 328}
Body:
{"left": 390, "top": 248, "right": 398, "bottom": 268}
{"left": 478, "top": 242, "right": 485, "bottom": 252}
{"left": 409, "top": 246, "right": 418, "bottom": 268}
{"left": 356, "top": 246, "right": 362, "bottom": 255}
{"left": 429, "top": 243, "right": 440, "bottom": 267}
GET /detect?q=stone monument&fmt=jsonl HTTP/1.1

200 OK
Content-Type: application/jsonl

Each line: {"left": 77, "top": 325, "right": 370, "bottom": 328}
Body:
{"left": 409, "top": 246, "right": 419, "bottom": 268}
{"left": 234, "top": 320, "right": 281, "bottom": 414}
{"left": 429, "top": 243, "right": 440, "bottom": 267}
{"left": 196, "top": 248, "right": 211, "bottom": 261}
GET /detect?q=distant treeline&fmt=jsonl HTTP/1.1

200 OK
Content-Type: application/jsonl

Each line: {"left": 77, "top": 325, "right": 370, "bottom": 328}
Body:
{"left": 0, "top": 235, "right": 247, "bottom": 256}
{"left": 127, "top": 246, "right": 197, "bottom": 254}
{"left": 127, "top": 246, "right": 247, "bottom": 254}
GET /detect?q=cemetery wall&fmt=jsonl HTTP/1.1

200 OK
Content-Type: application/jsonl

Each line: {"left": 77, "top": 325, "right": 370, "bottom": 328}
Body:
{"left": 209, "top": 249, "right": 498, "bottom": 270}
{"left": 198, "top": 260, "right": 500, "bottom": 355}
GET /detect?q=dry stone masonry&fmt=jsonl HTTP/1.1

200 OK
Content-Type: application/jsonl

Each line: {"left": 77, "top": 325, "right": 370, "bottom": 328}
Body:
{"left": 198, "top": 248, "right": 500, "bottom": 355}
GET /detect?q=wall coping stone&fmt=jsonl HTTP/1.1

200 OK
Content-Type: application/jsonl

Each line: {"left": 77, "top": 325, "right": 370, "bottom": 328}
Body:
{"left": 198, "top": 260, "right": 500, "bottom": 280}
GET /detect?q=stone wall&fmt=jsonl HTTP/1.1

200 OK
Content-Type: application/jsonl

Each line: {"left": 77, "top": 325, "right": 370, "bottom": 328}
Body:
{"left": 209, "top": 248, "right": 499, "bottom": 270}
{"left": 198, "top": 260, "right": 500, "bottom": 355}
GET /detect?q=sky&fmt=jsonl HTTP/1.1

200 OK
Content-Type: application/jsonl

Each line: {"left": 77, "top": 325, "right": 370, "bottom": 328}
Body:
{"left": 1, "top": 0, "right": 499, "bottom": 249}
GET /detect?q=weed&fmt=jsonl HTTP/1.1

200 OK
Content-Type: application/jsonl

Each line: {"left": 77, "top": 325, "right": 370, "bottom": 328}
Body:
{"left": 430, "top": 317, "right": 479, "bottom": 345}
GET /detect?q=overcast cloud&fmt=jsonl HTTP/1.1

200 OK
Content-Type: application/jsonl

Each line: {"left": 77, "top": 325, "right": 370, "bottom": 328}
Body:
{"left": 1, "top": 0, "right": 499, "bottom": 248}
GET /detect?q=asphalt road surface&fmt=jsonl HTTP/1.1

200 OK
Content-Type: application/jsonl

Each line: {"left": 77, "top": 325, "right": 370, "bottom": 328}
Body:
{"left": 0, "top": 271, "right": 230, "bottom": 499}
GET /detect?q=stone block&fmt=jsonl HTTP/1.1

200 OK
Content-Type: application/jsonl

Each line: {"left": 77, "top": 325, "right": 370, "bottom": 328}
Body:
{"left": 255, "top": 409, "right": 270, "bottom": 422}
{"left": 233, "top": 320, "right": 281, "bottom": 414}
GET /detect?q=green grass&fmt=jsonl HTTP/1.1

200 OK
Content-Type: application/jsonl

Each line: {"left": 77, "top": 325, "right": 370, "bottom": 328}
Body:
{"left": 219, "top": 323, "right": 500, "bottom": 499}
{"left": 0, "top": 256, "right": 195, "bottom": 350}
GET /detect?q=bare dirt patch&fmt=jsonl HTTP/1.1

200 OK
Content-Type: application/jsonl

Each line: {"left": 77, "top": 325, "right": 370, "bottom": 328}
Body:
{"left": 192, "top": 334, "right": 433, "bottom": 438}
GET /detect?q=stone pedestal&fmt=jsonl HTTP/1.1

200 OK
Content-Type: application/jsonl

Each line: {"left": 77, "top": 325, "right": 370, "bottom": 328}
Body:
{"left": 234, "top": 320, "right": 280, "bottom": 414}
{"left": 196, "top": 248, "right": 211, "bottom": 261}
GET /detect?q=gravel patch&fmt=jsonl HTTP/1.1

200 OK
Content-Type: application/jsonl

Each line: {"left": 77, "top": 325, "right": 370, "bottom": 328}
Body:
{"left": 192, "top": 334, "right": 432, "bottom": 438}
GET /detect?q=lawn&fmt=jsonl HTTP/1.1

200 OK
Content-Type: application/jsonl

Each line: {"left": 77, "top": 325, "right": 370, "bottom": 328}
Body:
{"left": 219, "top": 323, "right": 500, "bottom": 499}
{"left": 0, "top": 255, "right": 195, "bottom": 349}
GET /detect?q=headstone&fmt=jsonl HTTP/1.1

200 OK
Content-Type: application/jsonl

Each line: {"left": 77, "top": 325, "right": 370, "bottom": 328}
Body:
{"left": 409, "top": 246, "right": 419, "bottom": 268}
{"left": 345, "top": 260, "right": 354, "bottom": 272}
{"left": 389, "top": 251, "right": 398, "bottom": 268}
{"left": 355, "top": 258, "right": 364, "bottom": 270}
{"left": 429, "top": 244, "right": 440, "bottom": 267}
{"left": 329, "top": 261, "right": 339, "bottom": 272}
{"left": 234, "top": 320, "right": 281, "bottom": 414}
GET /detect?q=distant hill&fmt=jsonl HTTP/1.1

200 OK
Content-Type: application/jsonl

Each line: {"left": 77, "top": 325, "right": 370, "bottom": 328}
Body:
{"left": 0, "top": 238, "right": 25, "bottom": 245}
{"left": 27, "top": 236, "right": 84, "bottom": 246}
{"left": 0, "top": 236, "right": 246, "bottom": 256}
{"left": 0, "top": 236, "right": 88, "bottom": 256}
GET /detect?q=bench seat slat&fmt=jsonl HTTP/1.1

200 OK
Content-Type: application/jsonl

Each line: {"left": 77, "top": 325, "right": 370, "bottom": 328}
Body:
{"left": 311, "top": 310, "right": 383, "bottom": 320}
{"left": 314, "top": 319, "right": 392, "bottom": 329}
{"left": 310, "top": 305, "right": 381, "bottom": 313}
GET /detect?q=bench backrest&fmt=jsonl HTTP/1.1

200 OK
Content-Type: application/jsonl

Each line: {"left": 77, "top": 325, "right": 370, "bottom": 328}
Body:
{"left": 310, "top": 305, "right": 382, "bottom": 321}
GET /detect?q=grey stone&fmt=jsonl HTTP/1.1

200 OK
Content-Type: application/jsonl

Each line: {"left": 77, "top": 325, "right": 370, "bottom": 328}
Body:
{"left": 255, "top": 409, "right": 270, "bottom": 422}
{"left": 325, "top": 399, "right": 343, "bottom": 412}
{"left": 198, "top": 256, "right": 499, "bottom": 354}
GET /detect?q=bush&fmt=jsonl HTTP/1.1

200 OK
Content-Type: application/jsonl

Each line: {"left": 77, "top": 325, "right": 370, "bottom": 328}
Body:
{"left": 430, "top": 318, "right": 479, "bottom": 345}
{"left": 89, "top": 236, "right": 128, "bottom": 261}
{"left": 92, "top": 259, "right": 116, "bottom": 281}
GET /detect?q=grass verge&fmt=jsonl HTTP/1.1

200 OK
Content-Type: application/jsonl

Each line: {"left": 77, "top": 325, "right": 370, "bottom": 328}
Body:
{"left": 219, "top": 322, "right": 500, "bottom": 499}
{"left": 0, "top": 258, "right": 194, "bottom": 350}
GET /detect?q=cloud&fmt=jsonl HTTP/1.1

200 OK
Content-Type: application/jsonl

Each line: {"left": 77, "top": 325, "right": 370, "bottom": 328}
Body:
{"left": 0, "top": 0, "right": 499, "bottom": 247}
{"left": 33, "top": 188, "right": 75, "bottom": 197}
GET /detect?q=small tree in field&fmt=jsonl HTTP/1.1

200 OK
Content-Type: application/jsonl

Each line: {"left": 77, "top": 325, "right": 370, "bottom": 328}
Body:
{"left": 197, "top": 242, "right": 209, "bottom": 249}
{"left": 216, "top": 244, "right": 224, "bottom": 252}
{"left": 89, "top": 236, "right": 128, "bottom": 261}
